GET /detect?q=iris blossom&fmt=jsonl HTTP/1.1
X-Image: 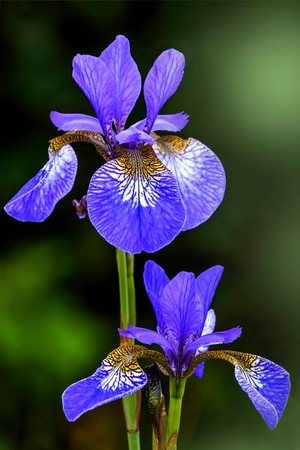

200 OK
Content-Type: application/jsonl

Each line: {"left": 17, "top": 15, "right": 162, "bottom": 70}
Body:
{"left": 4, "top": 35, "right": 226, "bottom": 253}
{"left": 62, "top": 261, "right": 290, "bottom": 429}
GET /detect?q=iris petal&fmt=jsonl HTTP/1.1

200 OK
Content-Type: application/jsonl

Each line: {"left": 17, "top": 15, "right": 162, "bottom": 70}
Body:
{"left": 62, "top": 346, "right": 148, "bottom": 421}
{"left": 234, "top": 355, "right": 290, "bottom": 429}
{"left": 119, "top": 325, "right": 175, "bottom": 354}
{"left": 193, "top": 309, "right": 216, "bottom": 378}
{"left": 160, "top": 272, "right": 201, "bottom": 344}
{"left": 185, "top": 327, "right": 242, "bottom": 355}
{"left": 87, "top": 146, "right": 185, "bottom": 254}
{"left": 151, "top": 113, "right": 189, "bottom": 132}
{"left": 195, "top": 265, "right": 224, "bottom": 334}
{"left": 100, "top": 35, "right": 141, "bottom": 132}
{"left": 50, "top": 111, "right": 103, "bottom": 133}
{"left": 143, "top": 261, "right": 170, "bottom": 336}
{"left": 72, "top": 54, "right": 115, "bottom": 137}
{"left": 4, "top": 145, "right": 77, "bottom": 222}
{"left": 143, "top": 49, "right": 185, "bottom": 133}
{"left": 152, "top": 136, "right": 226, "bottom": 230}
{"left": 116, "top": 127, "right": 155, "bottom": 146}
{"left": 133, "top": 113, "right": 189, "bottom": 133}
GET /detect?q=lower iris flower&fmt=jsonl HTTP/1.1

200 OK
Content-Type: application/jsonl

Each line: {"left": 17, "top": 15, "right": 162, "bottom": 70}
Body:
{"left": 62, "top": 261, "right": 290, "bottom": 430}
{"left": 4, "top": 35, "right": 226, "bottom": 254}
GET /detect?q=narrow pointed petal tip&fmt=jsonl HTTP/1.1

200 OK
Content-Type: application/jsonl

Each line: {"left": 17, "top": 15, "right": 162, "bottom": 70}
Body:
{"left": 143, "top": 49, "right": 185, "bottom": 132}
{"left": 4, "top": 145, "right": 77, "bottom": 222}
{"left": 62, "top": 349, "right": 148, "bottom": 421}
{"left": 235, "top": 355, "right": 291, "bottom": 429}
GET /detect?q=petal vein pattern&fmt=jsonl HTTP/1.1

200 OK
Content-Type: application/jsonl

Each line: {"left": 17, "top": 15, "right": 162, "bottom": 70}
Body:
{"left": 153, "top": 136, "right": 226, "bottom": 230}
{"left": 4, "top": 145, "right": 77, "bottom": 222}
{"left": 62, "top": 346, "right": 147, "bottom": 422}
{"left": 234, "top": 354, "right": 291, "bottom": 429}
{"left": 99, "top": 35, "right": 141, "bottom": 131}
{"left": 87, "top": 146, "right": 186, "bottom": 253}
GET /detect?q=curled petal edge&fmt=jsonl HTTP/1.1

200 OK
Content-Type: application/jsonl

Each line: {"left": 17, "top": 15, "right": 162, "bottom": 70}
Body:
{"left": 185, "top": 349, "right": 290, "bottom": 429}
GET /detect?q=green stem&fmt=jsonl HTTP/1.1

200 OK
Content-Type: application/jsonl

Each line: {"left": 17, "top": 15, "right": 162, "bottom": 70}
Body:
{"left": 166, "top": 378, "right": 187, "bottom": 450}
{"left": 116, "top": 248, "right": 141, "bottom": 450}
{"left": 126, "top": 252, "right": 136, "bottom": 326}
{"left": 116, "top": 249, "right": 129, "bottom": 331}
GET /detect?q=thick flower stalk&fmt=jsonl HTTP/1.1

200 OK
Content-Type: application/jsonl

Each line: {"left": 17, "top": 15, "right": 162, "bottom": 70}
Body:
{"left": 62, "top": 261, "right": 290, "bottom": 448}
{"left": 4, "top": 35, "right": 226, "bottom": 254}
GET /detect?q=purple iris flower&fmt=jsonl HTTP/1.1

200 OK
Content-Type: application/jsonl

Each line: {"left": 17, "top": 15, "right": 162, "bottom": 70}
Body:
{"left": 62, "top": 261, "right": 290, "bottom": 428}
{"left": 120, "top": 262, "right": 241, "bottom": 378}
{"left": 4, "top": 35, "right": 226, "bottom": 254}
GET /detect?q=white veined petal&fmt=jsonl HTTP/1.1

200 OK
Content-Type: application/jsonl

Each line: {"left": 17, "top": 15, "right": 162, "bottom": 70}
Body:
{"left": 153, "top": 136, "right": 226, "bottom": 230}
{"left": 4, "top": 144, "right": 77, "bottom": 222}
{"left": 87, "top": 146, "right": 185, "bottom": 253}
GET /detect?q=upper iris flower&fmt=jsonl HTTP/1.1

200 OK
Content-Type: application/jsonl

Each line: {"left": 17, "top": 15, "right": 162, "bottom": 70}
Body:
{"left": 62, "top": 261, "right": 290, "bottom": 429}
{"left": 4, "top": 35, "right": 226, "bottom": 254}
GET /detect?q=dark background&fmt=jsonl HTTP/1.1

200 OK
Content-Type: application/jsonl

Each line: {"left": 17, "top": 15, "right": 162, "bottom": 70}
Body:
{"left": 0, "top": 1, "right": 299, "bottom": 449}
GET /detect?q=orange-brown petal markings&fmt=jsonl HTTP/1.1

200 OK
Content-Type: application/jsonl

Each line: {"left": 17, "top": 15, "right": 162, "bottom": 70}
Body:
{"left": 49, "top": 130, "right": 111, "bottom": 161}
{"left": 116, "top": 144, "right": 168, "bottom": 181}
{"left": 151, "top": 133, "right": 189, "bottom": 156}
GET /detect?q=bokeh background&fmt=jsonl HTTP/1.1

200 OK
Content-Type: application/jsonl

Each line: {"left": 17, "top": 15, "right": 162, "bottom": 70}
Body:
{"left": 1, "top": 1, "right": 299, "bottom": 449}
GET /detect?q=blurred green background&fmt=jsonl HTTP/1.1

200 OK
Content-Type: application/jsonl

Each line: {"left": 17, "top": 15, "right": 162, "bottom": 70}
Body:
{"left": 0, "top": 1, "right": 299, "bottom": 449}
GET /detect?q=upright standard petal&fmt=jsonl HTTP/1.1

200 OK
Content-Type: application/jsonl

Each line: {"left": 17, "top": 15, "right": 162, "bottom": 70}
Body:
{"left": 143, "top": 49, "right": 185, "bottom": 133}
{"left": 87, "top": 145, "right": 186, "bottom": 254}
{"left": 152, "top": 136, "right": 226, "bottom": 230}
{"left": 160, "top": 272, "right": 202, "bottom": 345}
{"left": 100, "top": 35, "right": 141, "bottom": 132}
{"left": 4, "top": 145, "right": 77, "bottom": 222}
{"left": 195, "top": 265, "right": 224, "bottom": 334}
{"left": 143, "top": 260, "right": 170, "bottom": 337}
{"left": 62, "top": 346, "right": 148, "bottom": 421}
{"left": 72, "top": 55, "right": 115, "bottom": 137}
{"left": 234, "top": 355, "right": 291, "bottom": 429}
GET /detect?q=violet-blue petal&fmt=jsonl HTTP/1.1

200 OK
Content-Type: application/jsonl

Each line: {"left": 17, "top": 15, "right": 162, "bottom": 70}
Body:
{"left": 151, "top": 113, "right": 189, "bottom": 132}
{"left": 234, "top": 355, "right": 290, "bottom": 429}
{"left": 119, "top": 325, "right": 175, "bottom": 355}
{"left": 143, "top": 260, "right": 170, "bottom": 337}
{"left": 143, "top": 49, "right": 185, "bottom": 133}
{"left": 143, "top": 260, "right": 170, "bottom": 299}
{"left": 193, "top": 309, "right": 216, "bottom": 378}
{"left": 4, "top": 144, "right": 77, "bottom": 222}
{"left": 50, "top": 111, "right": 103, "bottom": 133}
{"left": 133, "top": 113, "right": 189, "bottom": 133}
{"left": 62, "top": 350, "right": 147, "bottom": 421}
{"left": 195, "top": 265, "right": 224, "bottom": 334}
{"left": 152, "top": 137, "right": 226, "bottom": 230}
{"left": 87, "top": 148, "right": 186, "bottom": 254}
{"left": 160, "top": 272, "right": 203, "bottom": 344}
{"left": 185, "top": 327, "right": 242, "bottom": 355}
{"left": 100, "top": 35, "right": 141, "bottom": 132}
{"left": 116, "top": 127, "right": 155, "bottom": 146}
{"left": 72, "top": 54, "right": 115, "bottom": 136}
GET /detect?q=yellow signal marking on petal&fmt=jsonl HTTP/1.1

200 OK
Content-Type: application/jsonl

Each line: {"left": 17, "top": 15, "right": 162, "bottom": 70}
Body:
{"left": 184, "top": 349, "right": 260, "bottom": 378}
{"left": 153, "top": 134, "right": 189, "bottom": 156}
{"left": 116, "top": 144, "right": 167, "bottom": 180}
{"left": 106, "top": 345, "right": 144, "bottom": 374}
{"left": 100, "top": 345, "right": 173, "bottom": 380}
{"left": 49, "top": 130, "right": 111, "bottom": 161}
